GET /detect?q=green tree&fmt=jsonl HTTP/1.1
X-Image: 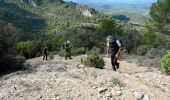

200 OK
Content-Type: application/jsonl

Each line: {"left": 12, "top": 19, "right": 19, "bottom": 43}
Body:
{"left": 149, "top": 0, "right": 170, "bottom": 34}
{"left": 98, "top": 19, "right": 116, "bottom": 36}
{"left": 0, "top": 20, "right": 17, "bottom": 57}
{"left": 122, "top": 29, "right": 143, "bottom": 53}
{"left": 144, "top": 31, "right": 151, "bottom": 49}
{"left": 17, "top": 41, "right": 33, "bottom": 59}
{"left": 161, "top": 50, "right": 170, "bottom": 75}
{"left": 98, "top": 19, "right": 123, "bottom": 38}
{"left": 154, "top": 32, "right": 160, "bottom": 48}
{"left": 70, "top": 27, "right": 96, "bottom": 50}
{"left": 0, "top": 20, "right": 25, "bottom": 73}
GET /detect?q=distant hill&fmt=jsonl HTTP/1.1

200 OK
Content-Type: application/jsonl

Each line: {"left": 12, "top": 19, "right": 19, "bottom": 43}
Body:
{"left": 64, "top": 0, "right": 156, "bottom": 25}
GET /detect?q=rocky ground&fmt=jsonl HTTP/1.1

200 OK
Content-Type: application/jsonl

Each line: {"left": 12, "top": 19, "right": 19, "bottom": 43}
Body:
{"left": 0, "top": 55, "right": 170, "bottom": 100}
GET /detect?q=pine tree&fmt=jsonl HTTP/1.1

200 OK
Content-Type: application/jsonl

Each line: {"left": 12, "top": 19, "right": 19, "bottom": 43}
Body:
{"left": 149, "top": 0, "right": 170, "bottom": 34}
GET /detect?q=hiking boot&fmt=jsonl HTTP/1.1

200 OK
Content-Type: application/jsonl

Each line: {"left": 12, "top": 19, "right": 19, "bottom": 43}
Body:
{"left": 113, "top": 68, "right": 116, "bottom": 71}
{"left": 112, "top": 66, "right": 117, "bottom": 71}
{"left": 69, "top": 57, "right": 72, "bottom": 60}
{"left": 116, "top": 63, "right": 119, "bottom": 69}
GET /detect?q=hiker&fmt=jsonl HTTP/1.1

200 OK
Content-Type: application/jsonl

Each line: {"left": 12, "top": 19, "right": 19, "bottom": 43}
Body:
{"left": 64, "top": 41, "right": 72, "bottom": 60}
{"left": 109, "top": 36, "right": 121, "bottom": 71}
{"left": 42, "top": 45, "right": 48, "bottom": 60}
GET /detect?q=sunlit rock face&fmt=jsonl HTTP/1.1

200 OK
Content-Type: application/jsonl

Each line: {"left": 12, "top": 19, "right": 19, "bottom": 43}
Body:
{"left": 82, "top": 9, "right": 93, "bottom": 17}
{"left": 79, "top": 7, "right": 96, "bottom": 17}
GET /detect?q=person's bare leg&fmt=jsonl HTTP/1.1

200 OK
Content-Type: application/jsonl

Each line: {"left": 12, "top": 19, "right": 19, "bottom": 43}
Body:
{"left": 106, "top": 47, "right": 109, "bottom": 57}
{"left": 65, "top": 52, "right": 67, "bottom": 60}
{"left": 69, "top": 53, "right": 72, "bottom": 59}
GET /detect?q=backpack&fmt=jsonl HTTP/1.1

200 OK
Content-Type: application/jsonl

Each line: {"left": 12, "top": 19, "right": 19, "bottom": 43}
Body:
{"left": 62, "top": 44, "right": 65, "bottom": 49}
{"left": 109, "top": 39, "right": 121, "bottom": 48}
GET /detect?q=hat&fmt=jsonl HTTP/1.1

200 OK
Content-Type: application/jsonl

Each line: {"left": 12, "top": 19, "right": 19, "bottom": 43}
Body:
{"left": 67, "top": 41, "right": 70, "bottom": 44}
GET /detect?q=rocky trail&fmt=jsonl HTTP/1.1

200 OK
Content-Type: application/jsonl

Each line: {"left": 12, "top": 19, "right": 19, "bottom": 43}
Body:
{"left": 0, "top": 55, "right": 170, "bottom": 100}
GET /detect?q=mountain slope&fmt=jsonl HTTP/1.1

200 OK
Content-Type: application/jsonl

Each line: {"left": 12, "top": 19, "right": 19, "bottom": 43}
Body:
{"left": 0, "top": 0, "right": 108, "bottom": 40}
{"left": 0, "top": 55, "right": 170, "bottom": 100}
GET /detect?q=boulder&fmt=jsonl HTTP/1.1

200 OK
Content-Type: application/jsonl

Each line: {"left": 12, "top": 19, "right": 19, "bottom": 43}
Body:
{"left": 111, "top": 88, "right": 122, "bottom": 97}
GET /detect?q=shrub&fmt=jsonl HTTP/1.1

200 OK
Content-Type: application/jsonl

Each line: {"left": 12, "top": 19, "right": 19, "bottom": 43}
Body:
{"left": 145, "top": 48, "right": 158, "bottom": 58}
{"left": 136, "top": 45, "right": 148, "bottom": 56}
{"left": 72, "top": 47, "right": 86, "bottom": 56}
{"left": 0, "top": 20, "right": 26, "bottom": 75}
{"left": 49, "top": 52, "right": 55, "bottom": 60}
{"left": 112, "top": 78, "right": 125, "bottom": 87}
{"left": 13, "top": 56, "right": 26, "bottom": 69}
{"left": 146, "top": 48, "right": 167, "bottom": 58}
{"left": 87, "top": 47, "right": 101, "bottom": 55}
{"left": 36, "top": 52, "right": 41, "bottom": 57}
{"left": 0, "top": 55, "right": 26, "bottom": 75}
{"left": 59, "top": 47, "right": 86, "bottom": 57}
{"left": 17, "top": 41, "right": 33, "bottom": 59}
{"left": 122, "top": 29, "right": 143, "bottom": 53}
{"left": 158, "top": 48, "right": 168, "bottom": 57}
{"left": 83, "top": 53, "right": 105, "bottom": 69}
{"left": 161, "top": 50, "right": 170, "bottom": 75}
{"left": 53, "top": 51, "right": 58, "bottom": 55}
{"left": 137, "top": 56, "right": 161, "bottom": 68}
{"left": 58, "top": 49, "right": 65, "bottom": 57}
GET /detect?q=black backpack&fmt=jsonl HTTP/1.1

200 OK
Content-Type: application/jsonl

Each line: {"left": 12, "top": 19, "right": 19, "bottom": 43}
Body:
{"left": 109, "top": 39, "right": 122, "bottom": 48}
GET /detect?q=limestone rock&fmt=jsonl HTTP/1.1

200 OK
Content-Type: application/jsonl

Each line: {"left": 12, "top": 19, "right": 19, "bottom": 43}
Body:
{"left": 143, "top": 95, "right": 150, "bottom": 100}
{"left": 117, "top": 91, "right": 122, "bottom": 96}
{"left": 78, "top": 64, "right": 85, "bottom": 68}
{"left": 105, "top": 92, "right": 112, "bottom": 97}
{"left": 133, "top": 91, "right": 144, "bottom": 100}
{"left": 98, "top": 87, "right": 108, "bottom": 94}
{"left": 111, "top": 88, "right": 122, "bottom": 97}
{"left": 111, "top": 88, "right": 117, "bottom": 97}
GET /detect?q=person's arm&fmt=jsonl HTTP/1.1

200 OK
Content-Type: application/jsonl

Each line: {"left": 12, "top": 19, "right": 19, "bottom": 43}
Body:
{"left": 107, "top": 42, "right": 109, "bottom": 55}
{"left": 42, "top": 48, "right": 44, "bottom": 54}
{"left": 116, "top": 48, "right": 121, "bottom": 58}
{"left": 107, "top": 41, "right": 111, "bottom": 56}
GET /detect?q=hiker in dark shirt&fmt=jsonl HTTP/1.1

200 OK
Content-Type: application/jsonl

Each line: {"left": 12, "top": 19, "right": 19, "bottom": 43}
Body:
{"left": 109, "top": 36, "right": 121, "bottom": 71}
{"left": 42, "top": 45, "right": 48, "bottom": 60}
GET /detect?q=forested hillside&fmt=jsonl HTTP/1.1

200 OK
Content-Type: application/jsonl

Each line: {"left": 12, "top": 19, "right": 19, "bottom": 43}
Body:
{"left": 0, "top": 0, "right": 108, "bottom": 40}
{"left": 0, "top": 0, "right": 170, "bottom": 75}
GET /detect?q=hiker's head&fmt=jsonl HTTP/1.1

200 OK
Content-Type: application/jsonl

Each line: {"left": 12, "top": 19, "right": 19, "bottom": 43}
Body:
{"left": 45, "top": 45, "right": 48, "bottom": 48}
{"left": 109, "top": 36, "right": 113, "bottom": 43}
{"left": 107, "top": 35, "right": 113, "bottom": 41}
{"left": 67, "top": 41, "right": 70, "bottom": 44}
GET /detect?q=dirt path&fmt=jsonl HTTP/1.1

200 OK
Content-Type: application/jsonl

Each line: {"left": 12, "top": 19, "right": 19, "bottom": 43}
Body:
{"left": 0, "top": 55, "right": 169, "bottom": 100}
{"left": 104, "top": 57, "right": 170, "bottom": 100}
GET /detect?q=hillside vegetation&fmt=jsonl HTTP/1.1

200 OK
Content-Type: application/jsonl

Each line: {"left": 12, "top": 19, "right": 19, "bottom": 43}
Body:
{"left": 1, "top": 0, "right": 107, "bottom": 40}
{"left": 0, "top": 0, "right": 170, "bottom": 75}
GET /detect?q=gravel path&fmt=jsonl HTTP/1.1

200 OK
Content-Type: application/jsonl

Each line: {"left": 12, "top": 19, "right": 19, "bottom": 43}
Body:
{"left": 0, "top": 55, "right": 169, "bottom": 100}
